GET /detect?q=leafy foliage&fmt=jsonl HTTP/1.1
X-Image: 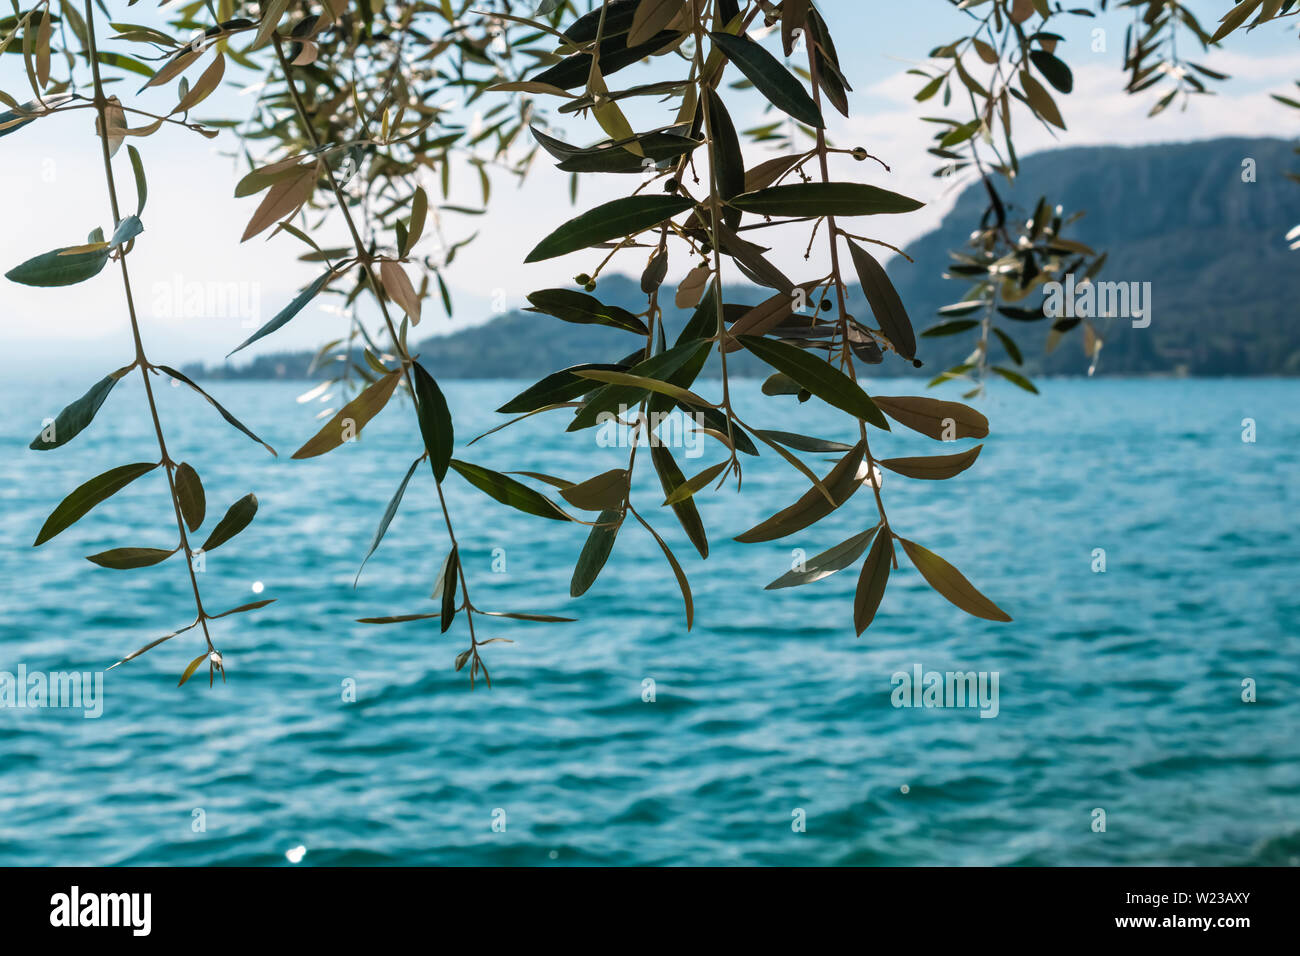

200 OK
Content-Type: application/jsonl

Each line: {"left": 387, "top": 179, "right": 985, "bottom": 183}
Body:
{"left": 6, "top": 0, "right": 1292, "bottom": 689}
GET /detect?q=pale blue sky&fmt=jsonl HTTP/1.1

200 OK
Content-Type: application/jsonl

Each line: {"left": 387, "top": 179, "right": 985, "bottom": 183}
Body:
{"left": 0, "top": 1, "right": 1295, "bottom": 374}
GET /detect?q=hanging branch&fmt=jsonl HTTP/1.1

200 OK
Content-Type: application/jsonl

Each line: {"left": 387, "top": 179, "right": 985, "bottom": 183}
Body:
{"left": 8, "top": 2, "right": 279, "bottom": 687}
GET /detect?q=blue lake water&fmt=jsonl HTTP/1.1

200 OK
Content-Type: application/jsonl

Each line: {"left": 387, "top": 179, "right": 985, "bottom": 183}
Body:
{"left": 0, "top": 374, "right": 1297, "bottom": 866}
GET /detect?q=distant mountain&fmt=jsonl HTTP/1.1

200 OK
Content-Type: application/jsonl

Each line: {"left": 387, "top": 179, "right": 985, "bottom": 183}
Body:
{"left": 186, "top": 136, "right": 1300, "bottom": 382}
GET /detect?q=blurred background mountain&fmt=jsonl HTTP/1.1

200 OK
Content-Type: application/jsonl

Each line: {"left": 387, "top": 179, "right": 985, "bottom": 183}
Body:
{"left": 187, "top": 136, "right": 1300, "bottom": 382}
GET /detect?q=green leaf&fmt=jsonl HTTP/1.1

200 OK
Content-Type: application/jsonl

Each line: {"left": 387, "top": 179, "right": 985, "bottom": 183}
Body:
{"left": 750, "top": 428, "right": 836, "bottom": 507}
{"left": 6, "top": 244, "right": 110, "bottom": 287}
{"left": 86, "top": 546, "right": 176, "bottom": 569}
{"left": 34, "top": 462, "right": 159, "bottom": 546}
{"left": 177, "top": 653, "right": 208, "bottom": 688}
{"left": 524, "top": 194, "right": 694, "bottom": 262}
{"left": 477, "top": 611, "right": 576, "bottom": 623}
{"left": 854, "top": 530, "right": 893, "bottom": 634}
{"left": 629, "top": 0, "right": 685, "bottom": 45}
{"left": 199, "top": 493, "right": 258, "bottom": 553}
{"left": 630, "top": 508, "right": 694, "bottom": 630}
{"left": 174, "top": 462, "right": 205, "bottom": 531}
{"left": 292, "top": 370, "right": 401, "bottom": 459}
{"left": 722, "top": 285, "right": 809, "bottom": 351}
{"left": 410, "top": 361, "right": 454, "bottom": 483}
{"left": 526, "top": 288, "right": 649, "bottom": 334}
{"left": 571, "top": 509, "right": 622, "bottom": 597}
{"left": 497, "top": 363, "right": 627, "bottom": 414}
{"left": 705, "top": 88, "right": 744, "bottom": 227}
{"left": 735, "top": 442, "right": 866, "bottom": 543}
{"left": 991, "top": 366, "right": 1039, "bottom": 394}
{"left": 155, "top": 366, "right": 277, "bottom": 456}
{"left": 29, "top": 365, "right": 132, "bottom": 450}
{"left": 228, "top": 268, "right": 336, "bottom": 356}
{"left": 440, "top": 545, "right": 459, "bottom": 633}
{"left": 109, "top": 215, "right": 143, "bottom": 247}
{"left": 1210, "top": 0, "right": 1263, "bottom": 43}
{"left": 871, "top": 395, "right": 988, "bottom": 440}
{"left": 846, "top": 239, "right": 915, "bottom": 361}
{"left": 661, "top": 460, "right": 728, "bottom": 506}
{"left": 449, "top": 459, "right": 571, "bottom": 521}
{"left": 209, "top": 599, "right": 275, "bottom": 619}
{"left": 1020, "top": 71, "right": 1066, "bottom": 129}
{"left": 898, "top": 537, "right": 1012, "bottom": 622}
{"left": 729, "top": 182, "right": 923, "bottom": 218}
{"left": 357, "top": 612, "right": 443, "bottom": 625}
{"left": 992, "top": 327, "right": 1023, "bottom": 365}
{"left": 127, "top": 144, "right": 147, "bottom": 215}
{"left": 709, "top": 31, "right": 823, "bottom": 128}
{"left": 533, "top": 30, "right": 681, "bottom": 89}
{"left": 923, "top": 319, "right": 979, "bottom": 337}
{"left": 405, "top": 186, "right": 428, "bottom": 255}
{"left": 1029, "top": 50, "right": 1073, "bottom": 94}
{"left": 559, "top": 469, "right": 629, "bottom": 511}
{"left": 574, "top": 369, "right": 713, "bottom": 408}
{"left": 568, "top": 339, "right": 709, "bottom": 431}
{"left": 355, "top": 454, "right": 422, "bottom": 586}
{"left": 538, "top": 127, "right": 699, "bottom": 173}
{"left": 878, "top": 444, "right": 983, "bottom": 480}
{"left": 766, "top": 525, "right": 879, "bottom": 590}
{"left": 737, "top": 335, "right": 889, "bottom": 429}
{"left": 753, "top": 430, "right": 854, "bottom": 453}
{"left": 650, "top": 442, "right": 708, "bottom": 559}
{"left": 106, "top": 619, "right": 198, "bottom": 670}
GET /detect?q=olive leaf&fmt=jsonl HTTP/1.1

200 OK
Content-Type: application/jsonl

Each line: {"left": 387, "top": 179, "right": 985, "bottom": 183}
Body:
{"left": 650, "top": 442, "right": 709, "bottom": 559}
{"left": 846, "top": 239, "right": 916, "bottom": 361}
{"left": 174, "top": 462, "right": 206, "bottom": 531}
{"left": 854, "top": 530, "right": 894, "bottom": 634}
{"left": 560, "top": 469, "right": 629, "bottom": 511}
{"left": 227, "top": 267, "right": 336, "bottom": 356}
{"left": 449, "top": 460, "right": 571, "bottom": 521}
{"left": 526, "top": 288, "right": 649, "bottom": 334}
{"left": 440, "top": 545, "right": 460, "bottom": 632}
{"left": 209, "top": 599, "right": 275, "bottom": 619}
{"left": 709, "top": 31, "right": 823, "bottom": 129}
{"left": 199, "top": 493, "right": 258, "bottom": 553}
{"left": 411, "top": 361, "right": 453, "bottom": 483}
{"left": 878, "top": 445, "right": 983, "bottom": 480}
{"left": 631, "top": 508, "right": 693, "bottom": 629}
{"left": 735, "top": 442, "right": 865, "bottom": 543}
{"left": 766, "top": 526, "right": 879, "bottom": 590}
{"left": 897, "top": 537, "right": 1012, "bottom": 622}
{"left": 871, "top": 395, "right": 989, "bottom": 440}
{"left": 525, "top": 195, "right": 694, "bottom": 262}
{"left": 571, "top": 509, "right": 623, "bottom": 597}
{"left": 29, "top": 364, "right": 133, "bottom": 450}
{"left": 86, "top": 547, "right": 177, "bottom": 570}
{"left": 729, "top": 182, "right": 923, "bottom": 218}
{"left": 6, "top": 244, "right": 111, "bottom": 287}
{"left": 292, "top": 370, "right": 401, "bottom": 459}
{"left": 737, "top": 335, "right": 888, "bottom": 429}
{"left": 177, "top": 653, "right": 209, "bottom": 688}
{"left": 34, "top": 462, "right": 160, "bottom": 546}
{"left": 356, "top": 454, "right": 423, "bottom": 586}
{"left": 154, "top": 366, "right": 277, "bottom": 456}
{"left": 497, "top": 363, "right": 628, "bottom": 414}
{"left": 661, "top": 460, "right": 728, "bottom": 506}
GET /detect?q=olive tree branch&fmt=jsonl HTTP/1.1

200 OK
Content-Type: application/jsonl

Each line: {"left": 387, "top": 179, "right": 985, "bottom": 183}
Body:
{"left": 82, "top": 0, "right": 220, "bottom": 655}
{"left": 271, "top": 31, "right": 486, "bottom": 680}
